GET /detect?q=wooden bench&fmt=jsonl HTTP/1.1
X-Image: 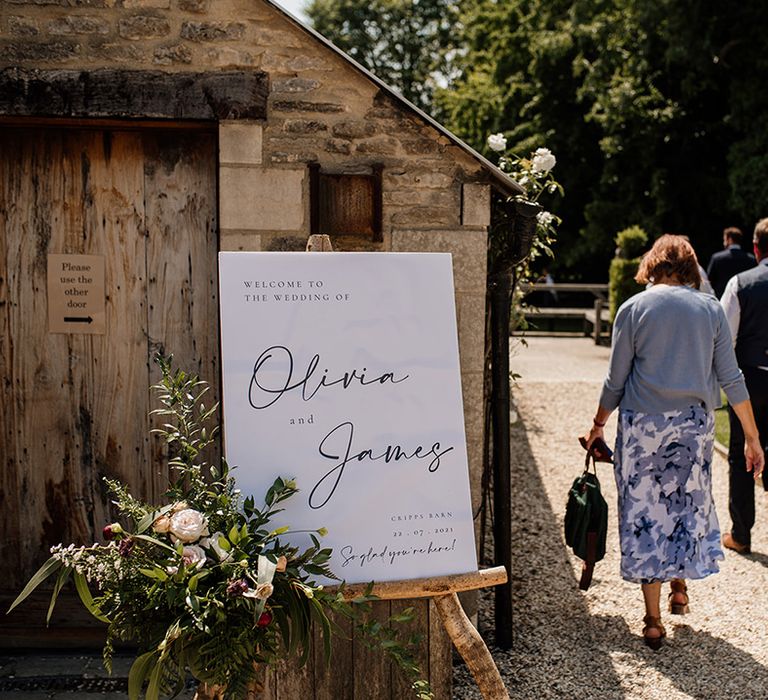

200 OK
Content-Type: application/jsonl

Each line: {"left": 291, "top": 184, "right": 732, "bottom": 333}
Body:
{"left": 515, "top": 300, "right": 610, "bottom": 344}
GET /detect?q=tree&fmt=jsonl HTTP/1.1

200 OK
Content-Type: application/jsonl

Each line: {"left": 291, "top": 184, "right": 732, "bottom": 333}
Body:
{"left": 439, "top": 0, "right": 768, "bottom": 278}
{"left": 308, "top": 0, "right": 768, "bottom": 278}
{"left": 436, "top": 0, "right": 604, "bottom": 273}
{"left": 305, "top": 0, "right": 459, "bottom": 111}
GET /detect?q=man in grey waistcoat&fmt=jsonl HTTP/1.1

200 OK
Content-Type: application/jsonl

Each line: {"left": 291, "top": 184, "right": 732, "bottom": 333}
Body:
{"left": 720, "top": 218, "right": 768, "bottom": 553}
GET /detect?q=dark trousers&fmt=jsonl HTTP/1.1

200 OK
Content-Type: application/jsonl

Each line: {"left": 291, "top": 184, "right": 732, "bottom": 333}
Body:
{"left": 728, "top": 367, "right": 768, "bottom": 546}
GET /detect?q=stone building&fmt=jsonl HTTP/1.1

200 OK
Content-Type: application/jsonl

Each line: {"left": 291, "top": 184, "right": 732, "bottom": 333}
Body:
{"left": 0, "top": 0, "right": 519, "bottom": 695}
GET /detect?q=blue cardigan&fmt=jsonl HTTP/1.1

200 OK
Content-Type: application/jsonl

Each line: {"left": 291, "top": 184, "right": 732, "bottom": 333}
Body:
{"left": 600, "top": 284, "right": 749, "bottom": 413}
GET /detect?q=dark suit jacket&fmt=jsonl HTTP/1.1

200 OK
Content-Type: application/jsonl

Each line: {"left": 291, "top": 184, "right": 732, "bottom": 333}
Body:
{"left": 706, "top": 245, "right": 756, "bottom": 298}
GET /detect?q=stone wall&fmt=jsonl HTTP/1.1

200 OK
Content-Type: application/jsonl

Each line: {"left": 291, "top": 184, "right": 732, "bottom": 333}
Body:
{"left": 0, "top": 0, "right": 492, "bottom": 551}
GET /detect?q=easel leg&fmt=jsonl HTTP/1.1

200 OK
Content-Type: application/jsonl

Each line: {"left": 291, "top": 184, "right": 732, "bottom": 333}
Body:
{"left": 433, "top": 592, "right": 509, "bottom": 700}
{"left": 194, "top": 684, "right": 224, "bottom": 700}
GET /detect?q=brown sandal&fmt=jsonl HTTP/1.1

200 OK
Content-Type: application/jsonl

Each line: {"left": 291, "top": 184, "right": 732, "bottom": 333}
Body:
{"left": 668, "top": 579, "right": 689, "bottom": 615}
{"left": 642, "top": 615, "right": 667, "bottom": 650}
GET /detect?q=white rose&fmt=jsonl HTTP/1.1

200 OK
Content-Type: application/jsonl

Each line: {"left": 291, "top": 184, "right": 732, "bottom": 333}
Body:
{"left": 169, "top": 509, "right": 209, "bottom": 543}
{"left": 536, "top": 210, "right": 555, "bottom": 226}
{"left": 181, "top": 544, "right": 207, "bottom": 570}
{"left": 487, "top": 133, "right": 507, "bottom": 152}
{"left": 200, "top": 532, "right": 232, "bottom": 562}
{"left": 531, "top": 147, "right": 556, "bottom": 173}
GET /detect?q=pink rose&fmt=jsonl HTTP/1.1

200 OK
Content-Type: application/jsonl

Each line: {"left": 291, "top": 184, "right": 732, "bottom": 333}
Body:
{"left": 181, "top": 545, "right": 206, "bottom": 570}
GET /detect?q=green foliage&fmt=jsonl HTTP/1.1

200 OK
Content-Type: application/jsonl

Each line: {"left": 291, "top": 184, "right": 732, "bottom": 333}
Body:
{"left": 436, "top": 0, "right": 601, "bottom": 274}
{"left": 437, "top": 0, "right": 768, "bottom": 279}
{"left": 305, "top": 1, "right": 768, "bottom": 278}
{"left": 9, "top": 356, "right": 432, "bottom": 700}
{"left": 615, "top": 226, "right": 648, "bottom": 259}
{"left": 609, "top": 258, "right": 643, "bottom": 321}
{"left": 305, "top": 0, "right": 459, "bottom": 110}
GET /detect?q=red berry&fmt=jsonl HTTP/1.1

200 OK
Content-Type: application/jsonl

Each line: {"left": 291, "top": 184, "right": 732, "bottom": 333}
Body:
{"left": 257, "top": 611, "right": 273, "bottom": 628}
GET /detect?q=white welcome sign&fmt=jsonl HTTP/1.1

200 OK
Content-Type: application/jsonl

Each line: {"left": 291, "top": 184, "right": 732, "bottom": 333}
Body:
{"left": 218, "top": 252, "right": 477, "bottom": 584}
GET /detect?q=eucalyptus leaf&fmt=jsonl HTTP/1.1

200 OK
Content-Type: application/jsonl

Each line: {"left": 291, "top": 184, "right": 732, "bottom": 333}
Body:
{"left": 7, "top": 556, "right": 62, "bottom": 614}
{"left": 46, "top": 565, "right": 72, "bottom": 624}
{"left": 132, "top": 533, "right": 178, "bottom": 554}
{"left": 128, "top": 651, "right": 157, "bottom": 700}
{"left": 73, "top": 572, "right": 110, "bottom": 623}
{"left": 145, "top": 658, "right": 164, "bottom": 700}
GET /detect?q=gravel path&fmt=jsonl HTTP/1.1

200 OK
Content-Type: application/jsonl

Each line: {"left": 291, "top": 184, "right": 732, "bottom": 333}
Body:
{"left": 454, "top": 336, "right": 768, "bottom": 700}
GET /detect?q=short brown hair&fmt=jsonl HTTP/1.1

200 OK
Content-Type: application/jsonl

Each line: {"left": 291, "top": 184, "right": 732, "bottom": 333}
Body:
{"left": 754, "top": 218, "right": 768, "bottom": 256}
{"left": 635, "top": 234, "right": 702, "bottom": 289}
{"left": 724, "top": 226, "right": 743, "bottom": 244}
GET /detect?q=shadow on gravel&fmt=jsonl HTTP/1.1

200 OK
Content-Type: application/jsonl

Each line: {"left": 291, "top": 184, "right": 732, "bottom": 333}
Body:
{"left": 744, "top": 550, "right": 768, "bottom": 570}
{"left": 593, "top": 615, "right": 768, "bottom": 699}
{"left": 453, "top": 409, "right": 626, "bottom": 699}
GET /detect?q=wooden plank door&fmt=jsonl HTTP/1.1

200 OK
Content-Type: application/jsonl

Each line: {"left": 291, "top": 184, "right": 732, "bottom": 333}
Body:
{"left": 0, "top": 125, "right": 218, "bottom": 595}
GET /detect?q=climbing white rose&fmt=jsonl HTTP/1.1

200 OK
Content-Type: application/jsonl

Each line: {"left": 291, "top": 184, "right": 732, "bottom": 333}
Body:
{"left": 537, "top": 210, "right": 555, "bottom": 226}
{"left": 531, "top": 147, "right": 556, "bottom": 173}
{"left": 169, "top": 509, "right": 209, "bottom": 543}
{"left": 487, "top": 133, "right": 508, "bottom": 152}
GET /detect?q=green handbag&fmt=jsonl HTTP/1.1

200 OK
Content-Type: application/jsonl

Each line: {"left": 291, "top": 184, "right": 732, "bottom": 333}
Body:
{"left": 564, "top": 451, "right": 608, "bottom": 590}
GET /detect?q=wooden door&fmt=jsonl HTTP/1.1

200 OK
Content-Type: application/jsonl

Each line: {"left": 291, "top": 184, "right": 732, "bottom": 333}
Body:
{"left": 0, "top": 125, "right": 219, "bottom": 596}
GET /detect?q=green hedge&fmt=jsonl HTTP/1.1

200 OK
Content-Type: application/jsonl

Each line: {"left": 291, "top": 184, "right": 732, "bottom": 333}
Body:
{"left": 609, "top": 258, "right": 644, "bottom": 321}
{"left": 615, "top": 225, "right": 648, "bottom": 259}
{"left": 609, "top": 226, "right": 648, "bottom": 321}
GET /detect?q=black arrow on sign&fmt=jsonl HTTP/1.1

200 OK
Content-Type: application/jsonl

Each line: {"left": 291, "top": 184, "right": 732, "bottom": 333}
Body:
{"left": 64, "top": 316, "right": 94, "bottom": 324}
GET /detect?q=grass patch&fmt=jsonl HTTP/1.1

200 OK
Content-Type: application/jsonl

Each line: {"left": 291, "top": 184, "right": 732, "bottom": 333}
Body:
{"left": 715, "top": 406, "right": 729, "bottom": 448}
{"left": 715, "top": 390, "right": 729, "bottom": 448}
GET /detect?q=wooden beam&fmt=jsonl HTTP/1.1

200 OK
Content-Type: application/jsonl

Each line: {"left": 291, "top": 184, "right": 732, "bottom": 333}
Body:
{"left": 327, "top": 566, "right": 508, "bottom": 601}
{"left": 0, "top": 116, "right": 215, "bottom": 132}
{"left": 0, "top": 68, "right": 268, "bottom": 121}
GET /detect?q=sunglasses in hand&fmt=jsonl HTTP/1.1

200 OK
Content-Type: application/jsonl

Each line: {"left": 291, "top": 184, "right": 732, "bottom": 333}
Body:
{"left": 579, "top": 435, "right": 614, "bottom": 463}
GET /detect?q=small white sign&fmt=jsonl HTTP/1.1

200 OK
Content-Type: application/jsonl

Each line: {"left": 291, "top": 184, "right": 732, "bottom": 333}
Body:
{"left": 218, "top": 252, "right": 477, "bottom": 584}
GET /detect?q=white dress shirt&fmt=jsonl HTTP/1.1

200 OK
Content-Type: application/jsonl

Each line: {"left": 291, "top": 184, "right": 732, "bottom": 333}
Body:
{"left": 720, "top": 257, "right": 768, "bottom": 369}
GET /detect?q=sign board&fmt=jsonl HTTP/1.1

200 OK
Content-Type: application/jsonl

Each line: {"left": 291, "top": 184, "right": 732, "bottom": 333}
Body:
{"left": 219, "top": 252, "right": 478, "bottom": 584}
{"left": 47, "top": 254, "right": 106, "bottom": 334}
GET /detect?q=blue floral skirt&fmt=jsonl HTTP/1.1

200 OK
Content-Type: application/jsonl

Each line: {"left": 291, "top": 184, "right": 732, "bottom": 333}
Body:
{"left": 614, "top": 405, "right": 724, "bottom": 584}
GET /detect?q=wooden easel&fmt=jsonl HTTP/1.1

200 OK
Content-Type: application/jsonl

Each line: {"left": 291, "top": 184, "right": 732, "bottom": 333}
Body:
{"left": 308, "top": 234, "right": 509, "bottom": 699}
{"left": 328, "top": 566, "right": 510, "bottom": 699}
{"left": 198, "top": 236, "right": 510, "bottom": 700}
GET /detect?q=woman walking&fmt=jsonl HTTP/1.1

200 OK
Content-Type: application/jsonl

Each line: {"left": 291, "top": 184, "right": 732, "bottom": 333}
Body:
{"left": 584, "top": 234, "right": 764, "bottom": 649}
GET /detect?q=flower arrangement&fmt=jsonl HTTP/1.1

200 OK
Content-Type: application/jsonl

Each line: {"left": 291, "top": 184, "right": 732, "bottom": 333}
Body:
{"left": 486, "top": 133, "right": 563, "bottom": 268}
{"left": 8, "top": 356, "right": 431, "bottom": 700}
